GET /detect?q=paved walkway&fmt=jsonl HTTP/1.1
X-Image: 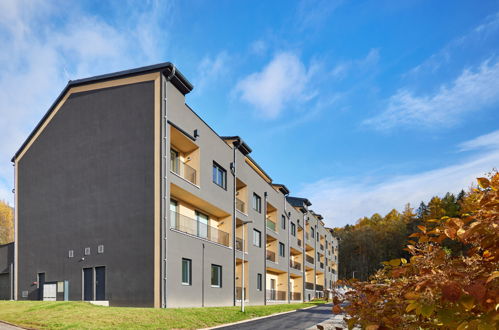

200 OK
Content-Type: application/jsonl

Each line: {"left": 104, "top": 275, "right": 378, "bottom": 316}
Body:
{"left": 0, "top": 322, "right": 23, "bottom": 330}
{"left": 216, "top": 303, "right": 334, "bottom": 330}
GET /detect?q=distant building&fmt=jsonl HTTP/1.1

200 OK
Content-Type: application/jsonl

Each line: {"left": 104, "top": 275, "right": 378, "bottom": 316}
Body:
{"left": 12, "top": 63, "right": 338, "bottom": 307}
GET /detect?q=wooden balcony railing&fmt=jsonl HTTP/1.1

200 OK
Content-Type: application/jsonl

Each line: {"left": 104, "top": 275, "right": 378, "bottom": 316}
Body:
{"left": 170, "top": 210, "right": 229, "bottom": 247}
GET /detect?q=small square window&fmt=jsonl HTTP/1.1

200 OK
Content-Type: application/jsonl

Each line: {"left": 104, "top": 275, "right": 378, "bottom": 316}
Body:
{"left": 84, "top": 247, "right": 91, "bottom": 256}
{"left": 68, "top": 250, "right": 74, "bottom": 258}
{"left": 98, "top": 245, "right": 104, "bottom": 254}
{"left": 211, "top": 264, "right": 222, "bottom": 287}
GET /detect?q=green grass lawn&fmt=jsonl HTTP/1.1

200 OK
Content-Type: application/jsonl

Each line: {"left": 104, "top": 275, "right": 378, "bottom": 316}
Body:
{"left": 0, "top": 300, "right": 328, "bottom": 329}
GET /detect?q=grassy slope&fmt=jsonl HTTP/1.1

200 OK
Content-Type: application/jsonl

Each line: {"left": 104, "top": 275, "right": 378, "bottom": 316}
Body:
{"left": 0, "top": 300, "right": 327, "bottom": 329}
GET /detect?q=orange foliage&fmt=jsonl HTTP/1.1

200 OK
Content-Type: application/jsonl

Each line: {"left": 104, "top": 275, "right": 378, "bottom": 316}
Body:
{"left": 334, "top": 172, "right": 499, "bottom": 329}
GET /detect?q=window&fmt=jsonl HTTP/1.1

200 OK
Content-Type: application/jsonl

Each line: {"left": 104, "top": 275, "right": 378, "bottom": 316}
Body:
{"left": 211, "top": 264, "right": 222, "bottom": 287}
{"left": 182, "top": 258, "right": 191, "bottom": 285}
{"left": 317, "top": 234, "right": 320, "bottom": 242}
{"left": 170, "top": 199, "right": 179, "bottom": 229}
{"left": 281, "top": 215, "right": 286, "bottom": 230}
{"left": 212, "top": 162, "right": 227, "bottom": 189}
{"left": 84, "top": 247, "right": 91, "bottom": 256}
{"left": 252, "top": 193, "right": 261, "bottom": 213}
{"left": 68, "top": 250, "right": 74, "bottom": 258}
{"left": 98, "top": 245, "right": 104, "bottom": 254}
{"left": 196, "top": 211, "right": 209, "bottom": 238}
{"left": 170, "top": 149, "right": 179, "bottom": 173}
{"left": 279, "top": 242, "right": 285, "bottom": 257}
{"left": 253, "top": 229, "right": 261, "bottom": 247}
{"left": 291, "top": 222, "right": 296, "bottom": 236}
{"left": 257, "top": 273, "right": 262, "bottom": 291}
{"left": 311, "top": 227, "right": 315, "bottom": 239}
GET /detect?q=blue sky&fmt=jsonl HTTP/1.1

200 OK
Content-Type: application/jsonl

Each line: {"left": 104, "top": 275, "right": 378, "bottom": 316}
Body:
{"left": 1, "top": 0, "right": 499, "bottom": 227}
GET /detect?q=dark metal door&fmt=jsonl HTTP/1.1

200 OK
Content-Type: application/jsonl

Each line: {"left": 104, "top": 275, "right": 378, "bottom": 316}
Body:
{"left": 95, "top": 266, "right": 106, "bottom": 301}
{"left": 83, "top": 268, "right": 93, "bottom": 301}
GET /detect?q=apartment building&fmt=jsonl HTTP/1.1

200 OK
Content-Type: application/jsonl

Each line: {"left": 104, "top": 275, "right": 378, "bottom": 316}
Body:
{"left": 12, "top": 62, "right": 338, "bottom": 307}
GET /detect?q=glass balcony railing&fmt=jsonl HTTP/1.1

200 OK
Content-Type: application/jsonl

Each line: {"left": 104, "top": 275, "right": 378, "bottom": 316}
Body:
{"left": 266, "top": 218, "right": 276, "bottom": 231}
{"left": 266, "top": 250, "right": 276, "bottom": 262}
{"left": 306, "top": 255, "right": 314, "bottom": 264}
{"left": 266, "top": 290, "right": 286, "bottom": 300}
{"left": 171, "top": 158, "right": 197, "bottom": 185}
{"left": 297, "top": 238, "right": 302, "bottom": 247}
{"left": 236, "top": 287, "right": 246, "bottom": 300}
{"left": 305, "top": 282, "right": 314, "bottom": 290}
{"left": 170, "top": 210, "right": 229, "bottom": 247}
{"left": 290, "top": 260, "right": 301, "bottom": 271}
{"left": 316, "top": 284, "right": 324, "bottom": 291}
{"left": 291, "top": 292, "right": 301, "bottom": 300}
{"left": 236, "top": 198, "right": 246, "bottom": 213}
{"left": 236, "top": 237, "right": 243, "bottom": 251}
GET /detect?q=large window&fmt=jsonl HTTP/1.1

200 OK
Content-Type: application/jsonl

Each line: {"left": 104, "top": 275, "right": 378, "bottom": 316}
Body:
{"left": 212, "top": 162, "right": 227, "bottom": 189}
{"left": 281, "top": 215, "right": 286, "bottom": 230}
{"left": 182, "top": 258, "right": 191, "bottom": 285}
{"left": 211, "top": 264, "right": 222, "bottom": 287}
{"left": 253, "top": 229, "right": 261, "bottom": 247}
{"left": 279, "top": 242, "right": 285, "bottom": 257}
{"left": 252, "top": 193, "right": 261, "bottom": 213}
{"left": 291, "top": 222, "right": 296, "bottom": 236}
{"left": 257, "top": 273, "right": 262, "bottom": 291}
{"left": 170, "top": 149, "right": 179, "bottom": 173}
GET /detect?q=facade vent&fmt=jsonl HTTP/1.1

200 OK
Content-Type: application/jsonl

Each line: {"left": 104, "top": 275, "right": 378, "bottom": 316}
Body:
{"left": 68, "top": 250, "right": 74, "bottom": 258}
{"left": 84, "top": 247, "right": 91, "bottom": 256}
{"left": 98, "top": 245, "right": 104, "bottom": 254}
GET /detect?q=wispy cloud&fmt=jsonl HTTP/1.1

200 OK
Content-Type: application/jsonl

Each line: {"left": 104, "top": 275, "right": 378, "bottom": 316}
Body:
{"left": 458, "top": 129, "right": 499, "bottom": 152}
{"left": 194, "top": 51, "right": 230, "bottom": 93}
{"left": 363, "top": 59, "right": 499, "bottom": 130}
{"left": 299, "top": 131, "right": 499, "bottom": 228}
{"left": 295, "top": 0, "right": 344, "bottom": 31}
{"left": 234, "top": 52, "right": 318, "bottom": 119}
{"left": 0, "top": 0, "right": 171, "bottom": 204}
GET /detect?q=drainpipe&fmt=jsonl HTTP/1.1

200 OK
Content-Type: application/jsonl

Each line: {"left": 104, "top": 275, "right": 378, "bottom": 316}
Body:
{"left": 302, "top": 213, "right": 306, "bottom": 301}
{"left": 314, "top": 223, "right": 317, "bottom": 297}
{"left": 284, "top": 194, "right": 290, "bottom": 304}
{"left": 161, "top": 66, "right": 176, "bottom": 308}
{"left": 230, "top": 140, "right": 239, "bottom": 306}
{"left": 202, "top": 243, "right": 205, "bottom": 307}
{"left": 263, "top": 191, "right": 268, "bottom": 305}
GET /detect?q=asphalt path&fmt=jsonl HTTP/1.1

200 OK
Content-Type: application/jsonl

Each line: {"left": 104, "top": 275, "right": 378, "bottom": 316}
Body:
{"left": 216, "top": 303, "right": 333, "bottom": 330}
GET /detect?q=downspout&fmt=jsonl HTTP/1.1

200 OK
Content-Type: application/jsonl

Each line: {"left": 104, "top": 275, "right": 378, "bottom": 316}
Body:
{"left": 202, "top": 243, "right": 205, "bottom": 307}
{"left": 314, "top": 223, "right": 317, "bottom": 297}
{"left": 302, "top": 213, "right": 306, "bottom": 301}
{"left": 285, "top": 194, "right": 290, "bottom": 304}
{"left": 263, "top": 191, "right": 268, "bottom": 305}
{"left": 230, "top": 140, "right": 239, "bottom": 306}
{"left": 161, "top": 65, "right": 176, "bottom": 308}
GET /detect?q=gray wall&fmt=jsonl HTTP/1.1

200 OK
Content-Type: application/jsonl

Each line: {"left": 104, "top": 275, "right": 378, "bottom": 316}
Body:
{"left": 0, "top": 243, "right": 13, "bottom": 299}
{"left": 17, "top": 81, "right": 156, "bottom": 307}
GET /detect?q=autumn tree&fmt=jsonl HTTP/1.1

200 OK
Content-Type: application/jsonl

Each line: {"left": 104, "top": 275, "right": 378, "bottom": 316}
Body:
{"left": 334, "top": 172, "right": 499, "bottom": 329}
{"left": 0, "top": 200, "right": 14, "bottom": 245}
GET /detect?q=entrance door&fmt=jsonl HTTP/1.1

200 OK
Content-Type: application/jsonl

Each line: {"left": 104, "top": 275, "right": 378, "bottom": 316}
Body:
{"left": 95, "top": 267, "right": 106, "bottom": 301}
{"left": 270, "top": 279, "right": 276, "bottom": 300}
{"left": 83, "top": 268, "right": 94, "bottom": 301}
{"left": 37, "top": 273, "right": 45, "bottom": 300}
{"left": 43, "top": 283, "right": 56, "bottom": 301}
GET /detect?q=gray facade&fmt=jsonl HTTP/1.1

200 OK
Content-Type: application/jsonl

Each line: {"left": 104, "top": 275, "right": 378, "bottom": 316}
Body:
{"left": 0, "top": 243, "right": 14, "bottom": 300}
{"left": 13, "top": 63, "right": 338, "bottom": 308}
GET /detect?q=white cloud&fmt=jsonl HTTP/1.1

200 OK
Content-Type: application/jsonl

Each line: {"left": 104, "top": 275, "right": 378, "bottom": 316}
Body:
{"left": 194, "top": 51, "right": 230, "bottom": 93}
{"left": 295, "top": 0, "right": 344, "bottom": 31}
{"left": 0, "top": 0, "right": 171, "bottom": 205}
{"left": 299, "top": 132, "right": 499, "bottom": 228}
{"left": 234, "top": 52, "right": 317, "bottom": 119}
{"left": 364, "top": 59, "right": 499, "bottom": 130}
{"left": 458, "top": 129, "right": 499, "bottom": 152}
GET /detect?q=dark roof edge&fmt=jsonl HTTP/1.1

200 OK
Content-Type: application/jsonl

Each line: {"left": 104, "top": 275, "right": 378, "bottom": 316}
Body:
{"left": 286, "top": 196, "right": 312, "bottom": 207}
{"left": 221, "top": 136, "right": 252, "bottom": 155}
{"left": 12, "top": 62, "right": 193, "bottom": 162}
{"left": 272, "top": 183, "right": 290, "bottom": 195}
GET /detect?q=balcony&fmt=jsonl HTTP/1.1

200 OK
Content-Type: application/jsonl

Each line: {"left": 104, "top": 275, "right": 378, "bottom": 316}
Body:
{"left": 305, "top": 282, "right": 314, "bottom": 290}
{"left": 170, "top": 210, "right": 229, "bottom": 247}
{"left": 266, "top": 250, "right": 276, "bottom": 262}
{"left": 290, "top": 260, "right": 301, "bottom": 271}
{"left": 236, "top": 198, "right": 246, "bottom": 213}
{"left": 316, "top": 284, "right": 324, "bottom": 291}
{"left": 297, "top": 239, "right": 302, "bottom": 247}
{"left": 320, "top": 262, "right": 324, "bottom": 269}
{"left": 171, "top": 158, "right": 197, "bottom": 185}
{"left": 236, "top": 287, "right": 246, "bottom": 300}
{"left": 236, "top": 237, "right": 243, "bottom": 251}
{"left": 266, "top": 218, "right": 276, "bottom": 232}
{"left": 291, "top": 292, "right": 301, "bottom": 300}
{"left": 266, "top": 290, "right": 286, "bottom": 301}
{"left": 306, "top": 255, "right": 314, "bottom": 264}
